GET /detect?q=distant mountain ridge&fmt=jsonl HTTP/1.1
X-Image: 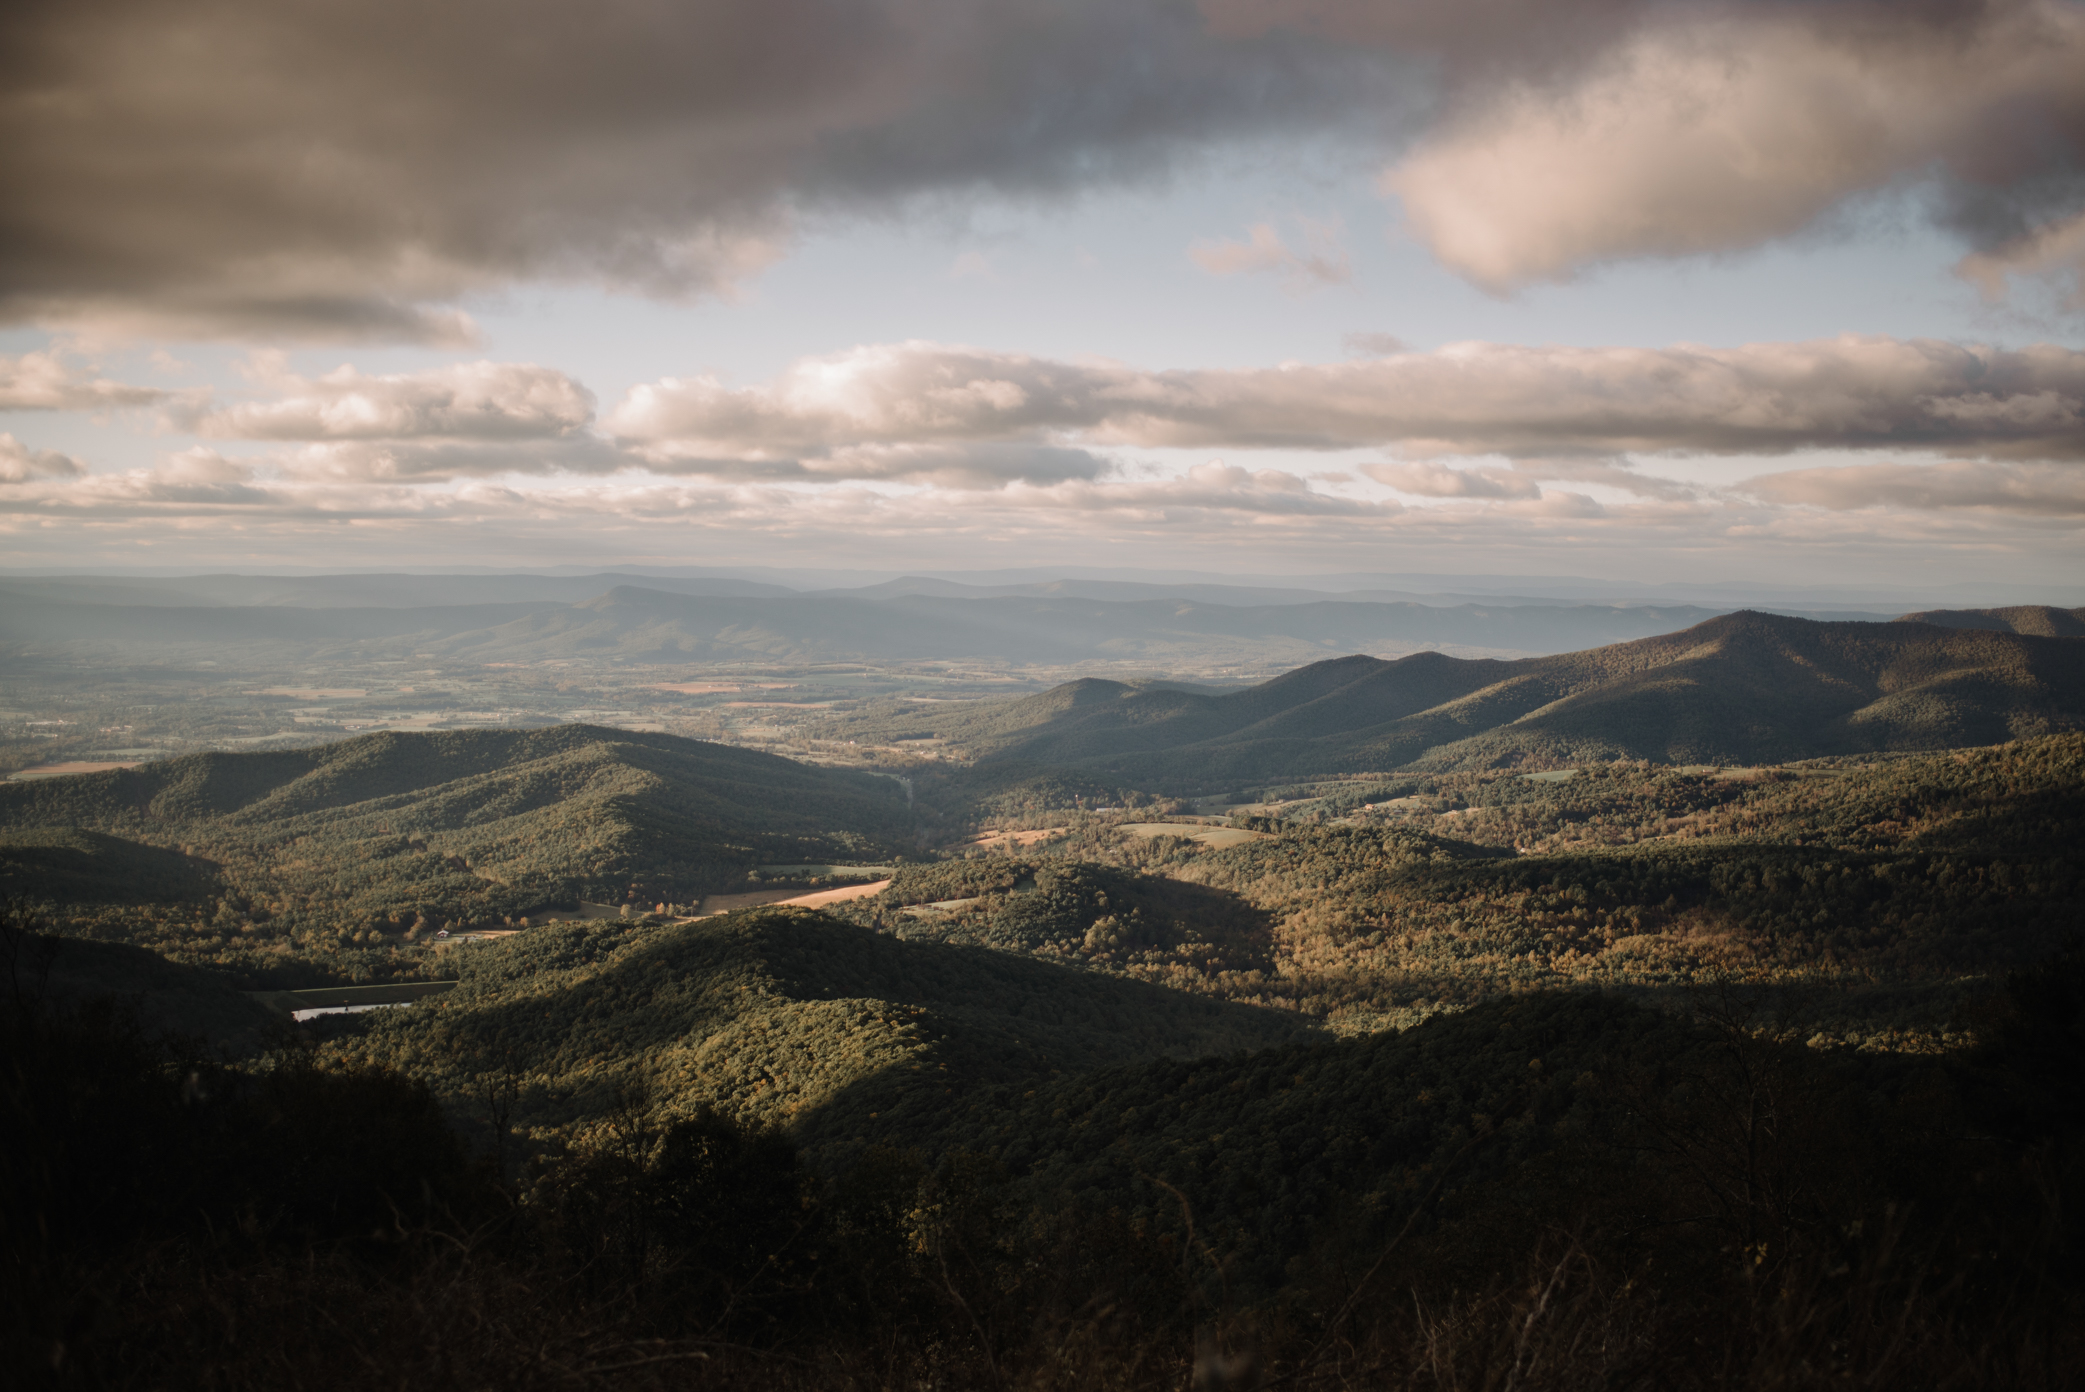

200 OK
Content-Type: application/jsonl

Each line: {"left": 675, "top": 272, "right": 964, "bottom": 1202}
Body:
{"left": 826, "top": 611, "right": 2085, "bottom": 784}
{"left": 0, "top": 571, "right": 794, "bottom": 608}
{"left": 4, "top": 573, "right": 2075, "bottom": 672}
{"left": 0, "top": 582, "right": 1762, "bottom": 664}
{"left": 1897, "top": 605, "right": 2085, "bottom": 638}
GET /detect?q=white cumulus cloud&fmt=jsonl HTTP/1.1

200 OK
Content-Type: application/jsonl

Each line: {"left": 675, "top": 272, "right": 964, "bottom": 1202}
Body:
{"left": 0, "top": 350, "right": 170, "bottom": 412}
{"left": 189, "top": 361, "right": 596, "bottom": 442}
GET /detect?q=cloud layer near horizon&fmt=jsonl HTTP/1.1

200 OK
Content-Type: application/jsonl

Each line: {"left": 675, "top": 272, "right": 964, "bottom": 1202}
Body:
{"left": 0, "top": 332, "right": 2077, "bottom": 575}
{"left": 609, "top": 335, "right": 2085, "bottom": 464}
{"left": 2, "top": 452, "right": 2071, "bottom": 585}
{"left": 6, "top": 0, "right": 2083, "bottom": 341}
{"left": 7, "top": 333, "right": 2076, "bottom": 500}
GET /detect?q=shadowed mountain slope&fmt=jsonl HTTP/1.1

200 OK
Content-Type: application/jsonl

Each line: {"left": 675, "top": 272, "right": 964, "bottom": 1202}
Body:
{"left": 827, "top": 612, "right": 2085, "bottom": 784}
{"left": 341, "top": 906, "right": 1322, "bottom": 1157}
{"left": 1898, "top": 605, "right": 2085, "bottom": 638}
{"left": 23, "top": 932, "right": 283, "bottom": 1052}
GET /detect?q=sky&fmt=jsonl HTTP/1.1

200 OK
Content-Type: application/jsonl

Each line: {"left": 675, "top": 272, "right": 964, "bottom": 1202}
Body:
{"left": 3, "top": 0, "right": 2084, "bottom": 593}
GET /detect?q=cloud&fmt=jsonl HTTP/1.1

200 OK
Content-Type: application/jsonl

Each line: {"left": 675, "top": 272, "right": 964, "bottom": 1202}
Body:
{"left": 0, "top": 433, "right": 86, "bottom": 483}
{"left": 1379, "top": 1, "right": 2085, "bottom": 290}
{"left": 1, "top": 0, "right": 1398, "bottom": 341}
{"left": 0, "top": 350, "right": 168, "bottom": 411}
{"left": 158, "top": 359, "right": 616, "bottom": 481}
{"left": 10, "top": 1, "right": 2084, "bottom": 333}
{"left": 682, "top": 442, "right": 1113, "bottom": 488}
{"left": 1364, "top": 461, "right": 1538, "bottom": 499}
{"left": 1, "top": 440, "right": 2073, "bottom": 585}
{"left": 1958, "top": 207, "right": 2085, "bottom": 309}
{"left": 153, "top": 446, "right": 255, "bottom": 486}
{"left": 269, "top": 438, "right": 630, "bottom": 484}
{"left": 1740, "top": 460, "right": 2085, "bottom": 514}
{"left": 1189, "top": 218, "right": 1351, "bottom": 290}
{"left": 611, "top": 335, "right": 2085, "bottom": 461}
{"left": 161, "top": 357, "right": 1119, "bottom": 487}
{"left": 1012, "top": 460, "right": 1391, "bottom": 518}
{"left": 1204, "top": 0, "right": 2085, "bottom": 294}
{"left": 609, "top": 344, "right": 1101, "bottom": 455}
{"left": 188, "top": 361, "right": 596, "bottom": 442}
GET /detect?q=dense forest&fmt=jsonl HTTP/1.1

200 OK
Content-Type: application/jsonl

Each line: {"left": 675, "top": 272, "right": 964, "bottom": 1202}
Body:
{"left": 8, "top": 908, "right": 2080, "bottom": 1387}
{"left": 6, "top": 642, "right": 2084, "bottom": 1385}
{"left": 832, "top": 735, "right": 2085, "bottom": 1045}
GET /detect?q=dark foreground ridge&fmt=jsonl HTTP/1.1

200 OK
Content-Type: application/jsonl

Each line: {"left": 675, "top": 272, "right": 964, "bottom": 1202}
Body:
{"left": 8, "top": 904, "right": 2082, "bottom": 1387}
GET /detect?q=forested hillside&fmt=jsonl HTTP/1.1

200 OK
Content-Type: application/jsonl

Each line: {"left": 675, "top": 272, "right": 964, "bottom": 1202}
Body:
{"left": 834, "top": 736, "right": 2085, "bottom": 1045}
{"left": 11, "top": 723, "right": 2083, "bottom": 1385}
{"left": 0, "top": 726, "right": 912, "bottom": 988}
{"left": 333, "top": 907, "right": 1319, "bottom": 1160}
{"left": 825, "top": 611, "right": 2085, "bottom": 785}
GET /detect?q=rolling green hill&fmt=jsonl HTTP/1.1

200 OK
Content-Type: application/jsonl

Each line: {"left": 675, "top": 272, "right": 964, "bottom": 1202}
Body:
{"left": 334, "top": 906, "right": 1322, "bottom": 1159}
{"left": 0, "top": 726, "right": 913, "bottom": 986}
{"left": 831, "top": 611, "right": 2085, "bottom": 786}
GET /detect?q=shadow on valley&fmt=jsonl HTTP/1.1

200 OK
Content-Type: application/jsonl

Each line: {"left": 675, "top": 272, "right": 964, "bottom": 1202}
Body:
{"left": 328, "top": 908, "right": 1321, "bottom": 1160}
{"left": 7, "top": 901, "right": 2082, "bottom": 1389}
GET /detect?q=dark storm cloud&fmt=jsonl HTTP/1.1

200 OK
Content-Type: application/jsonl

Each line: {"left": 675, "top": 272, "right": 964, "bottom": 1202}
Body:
{"left": 4, "top": 0, "right": 2082, "bottom": 340}
{"left": 0, "top": 0, "right": 1403, "bottom": 341}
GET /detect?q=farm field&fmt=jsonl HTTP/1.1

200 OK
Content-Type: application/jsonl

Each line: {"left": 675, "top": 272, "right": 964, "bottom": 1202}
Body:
{"left": 8, "top": 759, "right": 148, "bottom": 781}
{"left": 1119, "top": 820, "right": 1267, "bottom": 847}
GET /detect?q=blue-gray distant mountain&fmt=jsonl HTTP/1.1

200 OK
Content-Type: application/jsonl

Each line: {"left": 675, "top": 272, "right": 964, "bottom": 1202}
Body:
{"left": 0, "top": 581, "right": 1750, "bottom": 663}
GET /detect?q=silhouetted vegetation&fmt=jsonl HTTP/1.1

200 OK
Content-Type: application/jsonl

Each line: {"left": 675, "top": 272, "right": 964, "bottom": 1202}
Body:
{"left": 8, "top": 900, "right": 2081, "bottom": 1388}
